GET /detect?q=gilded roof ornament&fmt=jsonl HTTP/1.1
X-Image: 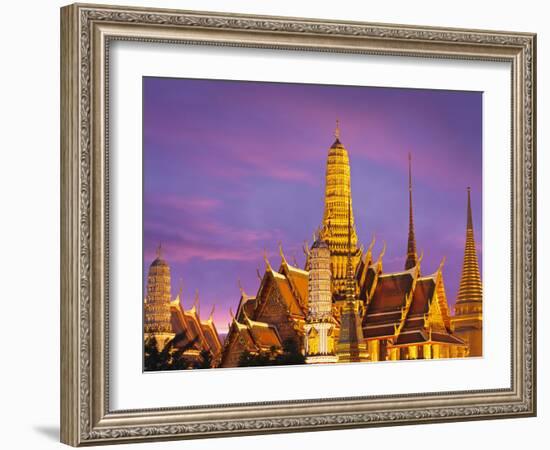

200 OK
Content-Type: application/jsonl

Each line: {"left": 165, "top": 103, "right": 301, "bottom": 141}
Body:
{"left": 278, "top": 241, "right": 287, "bottom": 264}
{"left": 209, "top": 304, "right": 216, "bottom": 321}
{"left": 193, "top": 289, "right": 200, "bottom": 317}
{"left": 237, "top": 279, "right": 246, "bottom": 297}
{"left": 263, "top": 249, "right": 272, "bottom": 270}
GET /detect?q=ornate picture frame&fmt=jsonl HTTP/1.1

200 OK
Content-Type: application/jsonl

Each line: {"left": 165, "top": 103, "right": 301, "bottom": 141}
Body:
{"left": 60, "top": 3, "right": 536, "bottom": 446}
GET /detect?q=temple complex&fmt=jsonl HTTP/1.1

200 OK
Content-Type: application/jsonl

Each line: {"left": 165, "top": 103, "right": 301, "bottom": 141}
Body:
{"left": 144, "top": 122, "right": 482, "bottom": 369}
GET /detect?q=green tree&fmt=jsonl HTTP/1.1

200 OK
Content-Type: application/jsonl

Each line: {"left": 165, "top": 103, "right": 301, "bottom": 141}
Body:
{"left": 237, "top": 339, "right": 305, "bottom": 367}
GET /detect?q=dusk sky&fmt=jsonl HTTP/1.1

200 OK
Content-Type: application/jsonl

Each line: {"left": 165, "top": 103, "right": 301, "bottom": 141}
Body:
{"left": 143, "top": 77, "right": 482, "bottom": 333}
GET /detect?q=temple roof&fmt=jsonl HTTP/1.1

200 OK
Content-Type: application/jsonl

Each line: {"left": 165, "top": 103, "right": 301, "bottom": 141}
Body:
{"left": 409, "top": 278, "right": 436, "bottom": 315}
{"left": 368, "top": 272, "right": 414, "bottom": 313}
{"left": 245, "top": 317, "right": 282, "bottom": 349}
{"left": 285, "top": 265, "right": 309, "bottom": 305}
{"left": 170, "top": 301, "right": 221, "bottom": 353}
{"left": 236, "top": 295, "right": 256, "bottom": 322}
{"left": 226, "top": 317, "right": 282, "bottom": 353}
{"left": 273, "top": 275, "right": 304, "bottom": 316}
{"left": 200, "top": 320, "right": 222, "bottom": 356}
{"left": 394, "top": 329, "right": 465, "bottom": 346}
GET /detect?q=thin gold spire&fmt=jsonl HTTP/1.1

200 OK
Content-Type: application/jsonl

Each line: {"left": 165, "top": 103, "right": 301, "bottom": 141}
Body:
{"left": 156, "top": 242, "right": 162, "bottom": 258}
{"left": 405, "top": 152, "right": 419, "bottom": 270}
{"left": 335, "top": 119, "right": 340, "bottom": 139}
{"left": 467, "top": 186, "right": 473, "bottom": 230}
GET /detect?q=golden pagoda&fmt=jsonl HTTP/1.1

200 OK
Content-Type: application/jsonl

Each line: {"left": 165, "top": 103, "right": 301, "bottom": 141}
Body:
{"left": 319, "top": 120, "right": 362, "bottom": 297}
{"left": 451, "top": 187, "right": 483, "bottom": 356}
{"left": 144, "top": 244, "right": 175, "bottom": 349}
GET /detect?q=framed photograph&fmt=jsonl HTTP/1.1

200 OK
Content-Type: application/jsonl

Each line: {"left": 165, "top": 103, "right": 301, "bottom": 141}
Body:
{"left": 60, "top": 3, "right": 536, "bottom": 446}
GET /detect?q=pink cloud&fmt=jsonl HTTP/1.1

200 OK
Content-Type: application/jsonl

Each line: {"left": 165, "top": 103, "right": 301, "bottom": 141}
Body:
{"left": 146, "top": 194, "right": 221, "bottom": 212}
{"left": 144, "top": 215, "right": 283, "bottom": 264}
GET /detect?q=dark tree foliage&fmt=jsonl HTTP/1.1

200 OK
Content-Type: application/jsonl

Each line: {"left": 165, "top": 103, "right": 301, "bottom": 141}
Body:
{"left": 237, "top": 339, "right": 305, "bottom": 367}
{"left": 144, "top": 332, "right": 213, "bottom": 371}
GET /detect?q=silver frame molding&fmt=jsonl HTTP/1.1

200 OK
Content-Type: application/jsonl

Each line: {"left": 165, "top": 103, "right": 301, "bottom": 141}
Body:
{"left": 60, "top": 3, "right": 536, "bottom": 446}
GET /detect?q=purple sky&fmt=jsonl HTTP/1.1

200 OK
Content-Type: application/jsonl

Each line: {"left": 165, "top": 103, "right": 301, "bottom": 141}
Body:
{"left": 143, "top": 77, "right": 482, "bottom": 333}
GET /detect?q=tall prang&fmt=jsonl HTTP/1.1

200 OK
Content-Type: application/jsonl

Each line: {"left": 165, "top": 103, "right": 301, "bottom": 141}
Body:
{"left": 144, "top": 244, "right": 175, "bottom": 349}
{"left": 335, "top": 201, "right": 368, "bottom": 363}
{"left": 451, "top": 188, "right": 483, "bottom": 356}
{"left": 405, "top": 152, "right": 419, "bottom": 270}
{"left": 304, "top": 235, "right": 338, "bottom": 364}
{"left": 319, "top": 120, "right": 362, "bottom": 298}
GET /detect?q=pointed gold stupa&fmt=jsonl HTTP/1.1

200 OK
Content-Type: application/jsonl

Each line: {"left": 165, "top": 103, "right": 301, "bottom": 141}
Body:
{"left": 335, "top": 201, "right": 368, "bottom": 363}
{"left": 451, "top": 187, "right": 483, "bottom": 356}
{"left": 320, "top": 120, "right": 362, "bottom": 297}
{"left": 405, "top": 153, "right": 419, "bottom": 270}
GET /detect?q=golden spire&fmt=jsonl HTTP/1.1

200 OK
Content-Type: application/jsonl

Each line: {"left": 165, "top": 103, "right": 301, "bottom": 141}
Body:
{"left": 156, "top": 242, "right": 162, "bottom": 259}
{"left": 335, "top": 199, "right": 368, "bottom": 363}
{"left": 456, "top": 187, "right": 483, "bottom": 307}
{"left": 320, "top": 121, "right": 360, "bottom": 295}
{"left": 405, "top": 152, "right": 418, "bottom": 270}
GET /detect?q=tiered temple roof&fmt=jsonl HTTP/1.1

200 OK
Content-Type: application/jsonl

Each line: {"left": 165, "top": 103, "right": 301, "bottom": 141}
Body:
{"left": 170, "top": 295, "right": 223, "bottom": 365}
